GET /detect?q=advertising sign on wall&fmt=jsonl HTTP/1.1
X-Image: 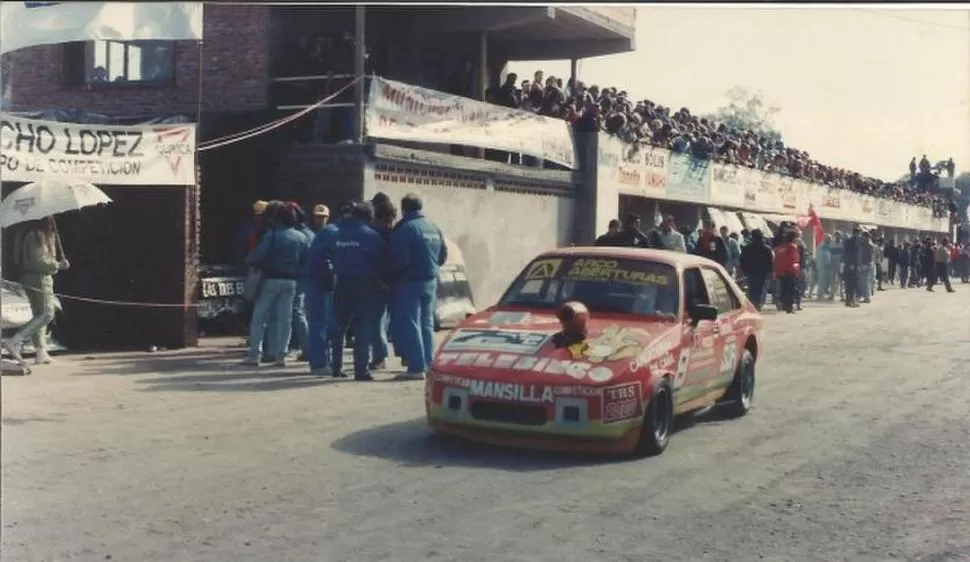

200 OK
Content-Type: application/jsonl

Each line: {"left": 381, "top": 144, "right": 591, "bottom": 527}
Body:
{"left": 0, "top": 113, "right": 197, "bottom": 186}
{"left": 709, "top": 163, "right": 745, "bottom": 208}
{"left": 366, "top": 77, "right": 578, "bottom": 170}
{"left": 665, "top": 153, "right": 710, "bottom": 203}
{"left": 593, "top": 133, "right": 944, "bottom": 232}
{"left": 599, "top": 138, "right": 668, "bottom": 198}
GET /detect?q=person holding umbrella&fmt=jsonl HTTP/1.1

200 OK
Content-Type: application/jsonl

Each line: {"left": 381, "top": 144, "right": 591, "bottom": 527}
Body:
{"left": 1, "top": 177, "right": 111, "bottom": 365}
{"left": 3, "top": 216, "right": 70, "bottom": 364}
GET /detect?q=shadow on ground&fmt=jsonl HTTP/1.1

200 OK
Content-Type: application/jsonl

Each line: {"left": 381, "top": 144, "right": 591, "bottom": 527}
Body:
{"left": 330, "top": 417, "right": 632, "bottom": 472}
{"left": 330, "top": 409, "right": 730, "bottom": 472}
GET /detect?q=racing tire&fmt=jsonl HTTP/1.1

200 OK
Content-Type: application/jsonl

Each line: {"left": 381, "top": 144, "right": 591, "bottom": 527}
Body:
{"left": 723, "top": 349, "right": 755, "bottom": 418}
{"left": 634, "top": 378, "right": 674, "bottom": 457}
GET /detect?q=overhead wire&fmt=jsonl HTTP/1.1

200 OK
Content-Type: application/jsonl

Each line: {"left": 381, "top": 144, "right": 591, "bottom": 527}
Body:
{"left": 197, "top": 76, "right": 362, "bottom": 151}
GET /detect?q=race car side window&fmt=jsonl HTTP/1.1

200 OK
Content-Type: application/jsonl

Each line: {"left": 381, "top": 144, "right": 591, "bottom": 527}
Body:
{"left": 701, "top": 268, "right": 741, "bottom": 314}
{"left": 683, "top": 267, "right": 710, "bottom": 310}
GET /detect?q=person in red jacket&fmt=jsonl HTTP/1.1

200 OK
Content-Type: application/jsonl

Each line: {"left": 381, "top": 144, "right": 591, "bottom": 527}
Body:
{"left": 773, "top": 230, "right": 801, "bottom": 314}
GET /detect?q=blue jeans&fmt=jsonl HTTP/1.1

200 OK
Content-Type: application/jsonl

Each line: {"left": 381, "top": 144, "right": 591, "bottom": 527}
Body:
{"left": 371, "top": 289, "right": 390, "bottom": 363}
{"left": 305, "top": 287, "right": 333, "bottom": 370}
{"left": 391, "top": 279, "right": 437, "bottom": 374}
{"left": 289, "top": 286, "right": 309, "bottom": 355}
{"left": 330, "top": 278, "right": 379, "bottom": 377}
{"left": 857, "top": 265, "right": 872, "bottom": 300}
{"left": 248, "top": 278, "right": 297, "bottom": 361}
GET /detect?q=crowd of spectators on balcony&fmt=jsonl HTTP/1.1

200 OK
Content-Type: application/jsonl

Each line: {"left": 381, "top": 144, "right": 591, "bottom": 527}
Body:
{"left": 489, "top": 70, "right": 954, "bottom": 218}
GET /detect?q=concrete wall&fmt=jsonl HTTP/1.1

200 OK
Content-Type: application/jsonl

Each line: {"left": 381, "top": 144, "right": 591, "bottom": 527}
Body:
{"left": 363, "top": 160, "right": 575, "bottom": 308}
{"left": 2, "top": 5, "right": 270, "bottom": 115}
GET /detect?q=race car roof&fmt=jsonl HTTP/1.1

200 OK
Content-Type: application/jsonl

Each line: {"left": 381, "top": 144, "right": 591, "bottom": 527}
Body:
{"left": 536, "top": 246, "right": 723, "bottom": 270}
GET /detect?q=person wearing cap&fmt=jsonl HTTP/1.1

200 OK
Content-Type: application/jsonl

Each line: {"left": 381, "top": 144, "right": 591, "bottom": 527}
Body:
{"left": 304, "top": 203, "right": 344, "bottom": 376}
{"left": 388, "top": 193, "right": 447, "bottom": 381}
{"left": 234, "top": 200, "right": 269, "bottom": 265}
{"left": 310, "top": 204, "right": 330, "bottom": 233}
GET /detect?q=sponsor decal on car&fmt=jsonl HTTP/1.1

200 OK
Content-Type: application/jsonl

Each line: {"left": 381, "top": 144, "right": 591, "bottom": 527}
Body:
{"left": 431, "top": 372, "right": 603, "bottom": 398}
{"left": 567, "top": 324, "right": 649, "bottom": 364}
{"left": 442, "top": 329, "right": 552, "bottom": 355}
{"left": 523, "top": 259, "right": 563, "bottom": 280}
{"left": 564, "top": 258, "right": 670, "bottom": 286}
{"left": 649, "top": 351, "right": 675, "bottom": 372}
{"left": 720, "top": 340, "right": 738, "bottom": 375}
{"left": 435, "top": 351, "right": 615, "bottom": 382}
{"left": 629, "top": 330, "right": 680, "bottom": 372}
{"left": 468, "top": 381, "right": 555, "bottom": 403}
{"left": 673, "top": 349, "right": 691, "bottom": 389}
{"left": 602, "top": 382, "right": 643, "bottom": 424}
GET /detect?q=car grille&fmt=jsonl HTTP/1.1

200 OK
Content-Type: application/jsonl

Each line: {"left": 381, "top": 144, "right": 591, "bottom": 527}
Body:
{"left": 469, "top": 401, "right": 547, "bottom": 426}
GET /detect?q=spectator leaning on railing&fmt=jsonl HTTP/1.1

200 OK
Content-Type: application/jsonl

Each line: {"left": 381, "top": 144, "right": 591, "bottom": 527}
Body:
{"left": 494, "top": 69, "right": 953, "bottom": 218}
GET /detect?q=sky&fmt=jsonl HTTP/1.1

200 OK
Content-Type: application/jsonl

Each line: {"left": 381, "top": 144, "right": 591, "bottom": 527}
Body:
{"left": 509, "top": 6, "right": 970, "bottom": 182}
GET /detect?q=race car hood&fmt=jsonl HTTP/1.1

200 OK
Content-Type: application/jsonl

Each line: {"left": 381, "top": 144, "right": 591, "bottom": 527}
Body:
{"left": 433, "top": 307, "right": 684, "bottom": 386}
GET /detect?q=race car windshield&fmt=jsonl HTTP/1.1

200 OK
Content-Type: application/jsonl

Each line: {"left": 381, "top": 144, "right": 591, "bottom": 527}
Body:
{"left": 499, "top": 257, "right": 680, "bottom": 319}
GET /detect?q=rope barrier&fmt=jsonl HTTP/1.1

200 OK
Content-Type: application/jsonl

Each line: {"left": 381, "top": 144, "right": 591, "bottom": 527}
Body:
{"left": 6, "top": 280, "right": 202, "bottom": 309}
{"left": 197, "top": 76, "right": 362, "bottom": 151}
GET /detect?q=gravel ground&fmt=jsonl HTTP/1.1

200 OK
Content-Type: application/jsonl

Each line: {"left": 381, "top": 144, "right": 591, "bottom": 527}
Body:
{"left": 2, "top": 286, "right": 969, "bottom": 562}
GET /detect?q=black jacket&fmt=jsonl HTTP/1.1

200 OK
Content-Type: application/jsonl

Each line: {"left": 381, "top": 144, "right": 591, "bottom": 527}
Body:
{"left": 595, "top": 227, "right": 652, "bottom": 249}
{"left": 740, "top": 240, "right": 773, "bottom": 277}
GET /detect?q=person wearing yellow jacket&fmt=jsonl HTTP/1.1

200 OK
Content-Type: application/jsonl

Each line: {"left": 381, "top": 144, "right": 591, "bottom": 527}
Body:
{"left": 3, "top": 216, "right": 70, "bottom": 365}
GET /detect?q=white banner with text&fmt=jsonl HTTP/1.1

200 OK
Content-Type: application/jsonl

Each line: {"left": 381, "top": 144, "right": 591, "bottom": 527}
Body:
{"left": 599, "top": 134, "right": 945, "bottom": 232}
{"left": 0, "top": 114, "right": 197, "bottom": 185}
{"left": 365, "top": 77, "right": 578, "bottom": 170}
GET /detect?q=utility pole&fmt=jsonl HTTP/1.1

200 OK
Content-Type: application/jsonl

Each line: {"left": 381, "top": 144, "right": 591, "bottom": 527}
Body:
{"left": 353, "top": 5, "right": 366, "bottom": 143}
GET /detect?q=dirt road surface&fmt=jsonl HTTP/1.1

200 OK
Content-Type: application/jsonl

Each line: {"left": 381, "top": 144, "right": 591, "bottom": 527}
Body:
{"left": 3, "top": 287, "right": 970, "bottom": 562}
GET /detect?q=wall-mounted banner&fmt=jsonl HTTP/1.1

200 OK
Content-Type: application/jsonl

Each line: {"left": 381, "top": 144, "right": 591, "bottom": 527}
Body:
{"left": 754, "top": 171, "right": 780, "bottom": 212}
{"left": 779, "top": 179, "right": 798, "bottom": 212}
{"left": 709, "top": 163, "right": 746, "bottom": 208}
{"left": 598, "top": 137, "right": 667, "bottom": 198}
{"left": 665, "top": 153, "right": 710, "bottom": 202}
{"left": 366, "top": 77, "right": 578, "bottom": 170}
{"left": 592, "top": 133, "right": 945, "bottom": 232}
{"left": 821, "top": 188, "right": 842, "bottom": 220}
{"left": 0, "top": 114, "right": 196, "bottom": 185}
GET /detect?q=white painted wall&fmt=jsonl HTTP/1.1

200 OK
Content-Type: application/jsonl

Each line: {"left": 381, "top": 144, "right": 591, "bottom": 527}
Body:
{"left": 364, "top": 164, "right": 575, "bottom": 308}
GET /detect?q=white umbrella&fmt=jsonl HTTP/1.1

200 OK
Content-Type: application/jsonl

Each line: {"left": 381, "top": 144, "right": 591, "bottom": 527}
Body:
{"left": 0, "top": 177, "right": 112, "bottom": 228}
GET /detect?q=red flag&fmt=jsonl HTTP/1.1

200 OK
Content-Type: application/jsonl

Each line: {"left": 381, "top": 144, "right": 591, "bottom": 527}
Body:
{"left": 796, "top": 204, "right": 824, "bottom": 247}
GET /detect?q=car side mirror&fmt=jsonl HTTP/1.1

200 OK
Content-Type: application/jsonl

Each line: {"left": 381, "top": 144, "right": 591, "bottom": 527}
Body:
{"left": 690, "top": 304, "right": 718, "bottom": 326}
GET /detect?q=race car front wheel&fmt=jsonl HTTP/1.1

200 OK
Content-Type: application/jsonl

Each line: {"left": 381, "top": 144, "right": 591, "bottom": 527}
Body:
{"left": 635, "top": 378, "right": 673, "bottom": 457}
{"left": 723, "top": 348, "right": 756, "bottom": 418}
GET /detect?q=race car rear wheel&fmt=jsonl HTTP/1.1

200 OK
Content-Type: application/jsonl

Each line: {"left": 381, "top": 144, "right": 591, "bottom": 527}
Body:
{"left": 635, "top": 378, "right": 673, "bottom": 457}
{"left": 723, "top": 349, "right": 755, "bottom": 418}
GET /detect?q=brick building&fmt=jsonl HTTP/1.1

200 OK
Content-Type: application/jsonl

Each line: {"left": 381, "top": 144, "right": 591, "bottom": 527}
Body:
{"left": 0, "top": 5, "right": 635, "bottom": 349}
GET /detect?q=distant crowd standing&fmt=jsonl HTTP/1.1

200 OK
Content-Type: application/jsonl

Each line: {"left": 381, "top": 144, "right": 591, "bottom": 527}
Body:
{"left": 490, "top": 70, "right": 954, "bottom": 218}
{"left": 234, "top": 193, "right": 446, "bottom": 381}
{"left": 594, "top": 213, "right": 966, "bottom": 313}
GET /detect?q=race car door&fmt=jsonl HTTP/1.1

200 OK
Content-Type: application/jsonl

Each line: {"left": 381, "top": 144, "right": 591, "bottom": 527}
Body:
{"left": 700, "top": 267, "right": 744, "bottom": 390}
{"left": 675, "top": 267, "right": 723, "bottom": 404}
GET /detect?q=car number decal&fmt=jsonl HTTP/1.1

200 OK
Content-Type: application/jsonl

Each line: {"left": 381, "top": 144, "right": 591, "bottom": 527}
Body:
{"left": 720, "top": 341, "right": 738, "bottom": 375}
{"left": 673, "top": 349, "right": 690, "bottom": 389}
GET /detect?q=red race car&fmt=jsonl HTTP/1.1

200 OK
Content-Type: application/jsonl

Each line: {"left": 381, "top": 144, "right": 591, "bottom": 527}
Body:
{"left": 425, "top": 247, "right": 763, "bottom": 456}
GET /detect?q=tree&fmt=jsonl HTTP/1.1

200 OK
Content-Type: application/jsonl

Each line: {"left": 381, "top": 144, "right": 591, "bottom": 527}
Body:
{"left": 703, "top": 86, "right": 783, "bottom": 143}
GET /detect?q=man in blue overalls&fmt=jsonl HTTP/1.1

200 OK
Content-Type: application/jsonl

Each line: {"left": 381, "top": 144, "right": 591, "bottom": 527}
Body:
{"left": 327, "top": 201, "right": 388, "bottom": 381}
{"left": 305, "top": 204, "right": 338, "bottom": 376}
{"left": 389, "top": 193, "right": 447, "bottom": 381}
